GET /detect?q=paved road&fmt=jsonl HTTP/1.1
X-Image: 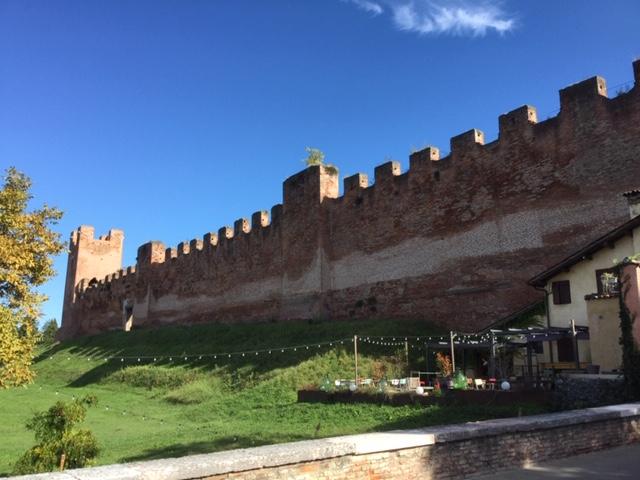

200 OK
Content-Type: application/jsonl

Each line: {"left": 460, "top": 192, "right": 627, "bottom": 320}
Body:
{"left": 469, "top": 443, "right": 640, "bottom": 479}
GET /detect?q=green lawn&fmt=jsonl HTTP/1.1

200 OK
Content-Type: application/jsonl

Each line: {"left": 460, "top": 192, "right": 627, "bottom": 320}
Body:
{"left": 0, "top": 319, "right": 547, "bottom": 476}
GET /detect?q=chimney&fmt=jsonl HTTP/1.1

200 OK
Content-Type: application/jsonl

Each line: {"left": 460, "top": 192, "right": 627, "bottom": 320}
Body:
{"left": 623, "top": 190, "right": 640, "bottom": 219}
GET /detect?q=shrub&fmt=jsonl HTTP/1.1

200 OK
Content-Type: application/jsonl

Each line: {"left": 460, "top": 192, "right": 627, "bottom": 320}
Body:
{"left": 164, "top": 378, "right": 225, "bottom": 405}
{"left": 453, "top": 370, "right": 468, "bottom": 390}
{"left": 13, "top": 396, "right": 98, "bottom": 474}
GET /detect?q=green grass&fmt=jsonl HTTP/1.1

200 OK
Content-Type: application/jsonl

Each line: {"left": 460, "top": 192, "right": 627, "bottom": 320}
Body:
{"left": 0, "top": 319, "right": 547, "bottom": 475}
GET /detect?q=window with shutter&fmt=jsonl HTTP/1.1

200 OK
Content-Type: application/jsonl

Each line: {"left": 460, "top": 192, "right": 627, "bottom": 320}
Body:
{"left": 552, "top": 280, "right": 571, "bottom": 305}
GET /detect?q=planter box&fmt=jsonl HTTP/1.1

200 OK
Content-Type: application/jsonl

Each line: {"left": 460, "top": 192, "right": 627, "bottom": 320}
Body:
{"left": 297, "top": 389, "right": 330, "bottom": 403}
{"left": 297, "top": 388, "right": 551, "bottom": 407}
{"left": 297, "top": 389, "right": 439, "bottom": 406}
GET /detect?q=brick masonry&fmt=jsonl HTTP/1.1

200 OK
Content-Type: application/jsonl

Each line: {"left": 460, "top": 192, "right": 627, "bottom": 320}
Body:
{"left": 11, "top": 403, "right": 640, "bottom": 480}
{"left": 60, "top": 61, "right": 640, "bottom": 338}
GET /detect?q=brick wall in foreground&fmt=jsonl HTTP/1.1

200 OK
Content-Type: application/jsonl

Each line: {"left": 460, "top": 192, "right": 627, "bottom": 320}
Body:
{"left": 13, "top": 403, "right": 640, "bottom": 480}
{"left": 208, "top": 416, "right": 640, "bottom": 480}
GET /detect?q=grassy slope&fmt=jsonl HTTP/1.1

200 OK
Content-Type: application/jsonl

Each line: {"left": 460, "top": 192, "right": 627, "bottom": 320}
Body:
{"left": 0, "top": 319, "right": 545, "bottom": 475}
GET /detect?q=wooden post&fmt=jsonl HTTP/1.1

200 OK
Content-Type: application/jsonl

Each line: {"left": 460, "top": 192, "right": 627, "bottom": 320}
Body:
{"left": 450, "top": 331, "right": 456, "bottom": 373}
{"left": 59, "top": 453, "right": 66, "bottom": 471}
{"left": 354, "top": 335, "right": 358, "bottom": 388}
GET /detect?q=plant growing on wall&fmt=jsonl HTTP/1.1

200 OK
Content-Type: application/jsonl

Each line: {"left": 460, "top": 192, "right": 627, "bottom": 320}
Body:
{"left": 303, "top": 147, "right": 338, "bottom": 175}
{"left": 304, "top": 147, "right": 325, "bottom": 166}
{"left": 617, "top": 262, "right": 640, "bottom": 400}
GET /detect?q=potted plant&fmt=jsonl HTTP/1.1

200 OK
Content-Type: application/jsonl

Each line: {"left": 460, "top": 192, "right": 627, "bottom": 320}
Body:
{"left": 435, "top": 352, "right": 453, "bottom": 388}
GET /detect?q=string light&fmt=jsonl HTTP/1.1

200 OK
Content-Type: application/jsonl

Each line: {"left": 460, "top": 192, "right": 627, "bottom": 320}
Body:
{"left": 37, "top": 385, "right": 186, "bottom": 431}
{"left": 44, "top": 329, "right": 542, "bottom": 365}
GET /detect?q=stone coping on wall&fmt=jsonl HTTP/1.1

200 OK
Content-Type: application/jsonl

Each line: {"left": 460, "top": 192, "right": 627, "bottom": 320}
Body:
{"left": 563, "top": 373, "right": 623, "bottom": 380}
{"left": 12, "top": 403, "right": 640, "bottom": 480}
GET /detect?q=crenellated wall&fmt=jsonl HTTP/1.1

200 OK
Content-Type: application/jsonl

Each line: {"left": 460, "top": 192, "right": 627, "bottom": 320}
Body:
{"left": 60, "top": 61, "right": 640, "bottom": 339}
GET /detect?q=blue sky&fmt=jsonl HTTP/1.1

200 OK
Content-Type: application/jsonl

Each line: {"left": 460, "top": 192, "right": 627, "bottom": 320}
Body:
{"left": 1, "top": 0, "right": 639, "bottom": 326}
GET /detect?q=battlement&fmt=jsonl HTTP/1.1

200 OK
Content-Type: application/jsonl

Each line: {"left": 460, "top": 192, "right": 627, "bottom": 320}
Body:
{"left": 283, "top": 165, "right": 339, "bottom": 210}
{"left": 409, "top": 147, "right": 440, "bottom": 171}
{"left": 498, "top": 105, "right": 537, "bottom": 139}
{"left": 77, "top": 261, "right": 138, "bottom": 299}
{"left": 252, "top": 210, "right": 270, "bottom": 229}
{"left": 137, "top": 241, "right": 165, "bottom": 269}
{"left": 559, "top": 76, "right": 608, "bottom": 110}
{"left": 374, "top": 161, "right": 402, "bottom": 185}
{"left": 450, "top": 128, "right": 485, "bottom": 155}
{"left": 70, "top": 225, "right": 124, "bottom": 248}
{"left": 61, "top": 60, "right": 640, "bottom": 339}
{"left": 343, "top": 173, "right": 369, "bottom": 194}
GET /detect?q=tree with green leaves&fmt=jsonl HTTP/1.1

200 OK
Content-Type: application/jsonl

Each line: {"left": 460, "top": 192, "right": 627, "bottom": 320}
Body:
{"left": 0, "top": 167, "right": 64, "bottom": 387}
{"left": 13, "top": 395, "right": 99, "bottom": 474}
{"left": 39, "top": 319, "right": 59, "bottom": 345}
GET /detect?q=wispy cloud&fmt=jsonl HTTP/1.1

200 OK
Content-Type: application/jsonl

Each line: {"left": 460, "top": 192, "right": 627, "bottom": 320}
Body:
{"left": 345, "top": 0, "right": 516, "bottom": 37}
{"left": 347, "top": 0, "right": 384, "bottom": 15}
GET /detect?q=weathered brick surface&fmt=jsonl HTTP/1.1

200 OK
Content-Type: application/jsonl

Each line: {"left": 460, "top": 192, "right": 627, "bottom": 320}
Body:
{"left": 204, "top": 417, "right": 640, "bottom": 480}
{"left": 60, "top": 62, "right": 640, "bottom": 338}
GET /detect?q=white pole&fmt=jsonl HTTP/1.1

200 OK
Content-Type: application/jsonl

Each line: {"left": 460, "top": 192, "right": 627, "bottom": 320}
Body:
{"left": 450, "top": 331, "right": 456, "bottom": 373}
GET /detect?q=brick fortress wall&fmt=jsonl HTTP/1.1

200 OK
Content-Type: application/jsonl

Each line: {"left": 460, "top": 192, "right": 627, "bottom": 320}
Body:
{"left": 60, "top": 61, "right": 640, "bottom": 338}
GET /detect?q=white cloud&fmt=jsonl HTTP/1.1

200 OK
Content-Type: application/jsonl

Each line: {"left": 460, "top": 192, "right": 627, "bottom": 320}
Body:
{"left": 347, "top": 0, "right": 516, "bottom": 37}
{"left": 347, "top": 0, "right": 384, "bottom": 15}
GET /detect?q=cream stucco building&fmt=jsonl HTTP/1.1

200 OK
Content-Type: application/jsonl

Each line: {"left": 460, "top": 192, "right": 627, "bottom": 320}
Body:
{"left": 528, "top": 191, "right": 640, "bottom": 372}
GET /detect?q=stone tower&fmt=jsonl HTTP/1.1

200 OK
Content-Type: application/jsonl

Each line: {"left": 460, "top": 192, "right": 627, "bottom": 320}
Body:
{"left": 60, "top": 226, "right": 124, "bottom": 337}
